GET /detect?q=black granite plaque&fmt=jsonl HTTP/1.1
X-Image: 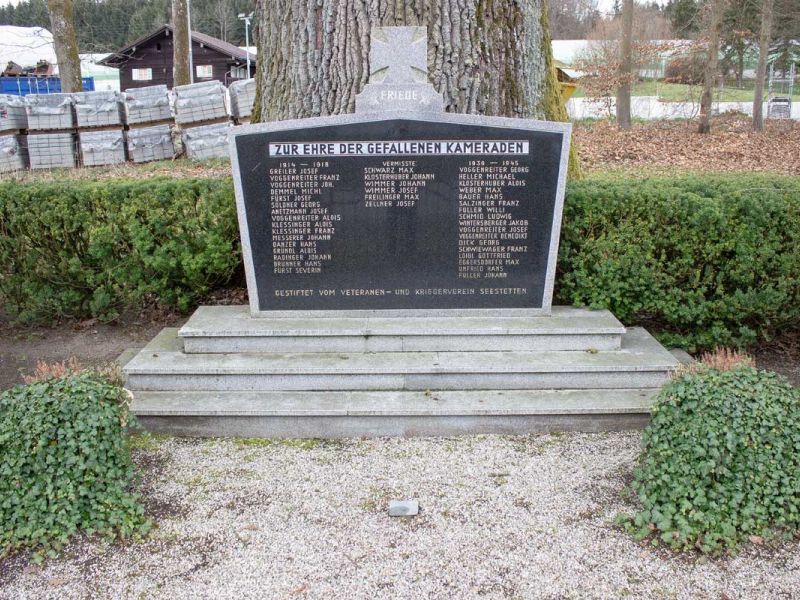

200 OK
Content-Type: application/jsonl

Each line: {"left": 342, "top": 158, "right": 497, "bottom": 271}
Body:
{"left": 234, "top": 118, "right": 565, "bottom": 312}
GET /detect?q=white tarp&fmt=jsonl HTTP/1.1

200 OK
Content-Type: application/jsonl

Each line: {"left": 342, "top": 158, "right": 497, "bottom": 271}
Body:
{"left": 0, "top": 26, "right": 58, "bottom": 71}
{"left": 123, "top": 85, "right": 172, "bottom": 124}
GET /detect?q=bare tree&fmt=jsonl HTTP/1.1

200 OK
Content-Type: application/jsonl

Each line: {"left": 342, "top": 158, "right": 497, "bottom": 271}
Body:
{"left": 212, "top": 0, "right": 234, "bottom": 42}
{"left": 172, "top": 0, "right": 191, "bottom": 87}
{"left": 252, "top": 0, "right": 580, "bottom": 177}
{"left": 752, "top": 0, "right": 774, "bottom": 131}
{"left": 588, "top": 5, "right": 672, "bottom": 41}
{"left": 698, "top": 0, "right": 726, "bottom": 134}
{"left": 47, "top": 0, "right": 82, "bottom": 92}
{"left": 616, "top": 0, "right": 634, "bottom": 129}
{"left": 548, "top": 0, "right": 600, "bottom": 39}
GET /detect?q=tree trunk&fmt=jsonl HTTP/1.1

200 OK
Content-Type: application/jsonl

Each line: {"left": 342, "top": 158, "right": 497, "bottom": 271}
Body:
{"left": 616, "top": 0, "right": 634, "bottom": 129}
{"left": 252, "top": 0, "right": 579, "bottom": 176}
{"left": 172, "top": 0, "right": 191, "bottom": 87}
{"left": 541, "top": 0, "right": 582, "bottom": 179}
{"left": 698, "top": 0, "right": 725, "bottom": 134}
{"left": 253, "top": 0, "right": 564, "bottom": 120}
{"left": 736, "top": 44, "right": 744, "bottom": 89}
{"left": 753, "top": 0, "right": 774, "bottom": 131}
{"left": 47, "top": 0, "right": 82, "bottom": 93}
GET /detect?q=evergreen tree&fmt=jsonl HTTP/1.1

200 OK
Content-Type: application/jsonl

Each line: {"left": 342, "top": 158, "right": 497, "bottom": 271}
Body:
{"left": 666, "top": 0, "right": 701, "bottom": 36}
{"left": 0, "top": 0, "right": 256, "bottom": 52}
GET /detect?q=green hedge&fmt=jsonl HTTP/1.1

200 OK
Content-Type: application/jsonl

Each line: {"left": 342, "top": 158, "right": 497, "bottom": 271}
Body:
{"left": 557, "top": 174, "right": 800, "bottom": 349}
{"left": 0, "top": 178, "right": 239, "bottom": 322}
{"left": 1, "top": 173, "right": 798, "bottom": 349}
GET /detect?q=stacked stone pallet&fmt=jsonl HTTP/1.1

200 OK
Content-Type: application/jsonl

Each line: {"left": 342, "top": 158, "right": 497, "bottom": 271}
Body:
{"left": 73, "top": 91, "right": 125, "bottom": 128}
{"left": 174, "top": 81, "right": 231, "bottom": 160}
{"left": 79, "top": 129, "right": 127, "bottom": 167}
{"left": 0, "top": 94, "right": 28, "bottom": 173}
{"left": 122, "top": 85, "right": 172, "bottom": 125}
{"left": 174, "top": 81, "right": 228, "bottom": 125}
{"left": 228, "top": 78, "right": 256, "bottom": 124}
{"left": 24, "top": 94, "right": 77, "bottom": 169}
{"left": 73, "top": 91, "right": 127, "bottom": 167}
{"left": 122, "top": 85, "right": 176, "bottom": 164}
{"left": 0, "top": 134, "right": 27, "bottom": 173}
{"left": 126, "top": 123, "right": 175, "bottom": 164}
{"left": 4, "top": 78, "right": 262, "bottom": 172}
{"left": 0, "top": 94, "right": 27, "bottom": 131}
{"left": 180, "top": 122, "right": 232, "bottom": 160}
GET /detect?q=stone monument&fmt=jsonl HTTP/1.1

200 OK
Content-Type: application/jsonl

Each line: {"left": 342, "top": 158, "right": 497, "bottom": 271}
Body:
{"left": 122, "top": 26, "right": 678, "bottom": 437}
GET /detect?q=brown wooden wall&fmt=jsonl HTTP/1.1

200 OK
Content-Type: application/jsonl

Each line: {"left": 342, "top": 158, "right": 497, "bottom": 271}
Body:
{"left": 117, "top": 30, "right": 254, "bottom": 90}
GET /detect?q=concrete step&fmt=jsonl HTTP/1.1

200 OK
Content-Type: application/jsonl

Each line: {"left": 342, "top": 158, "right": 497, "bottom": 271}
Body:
{"left": 124, "top": 327, "right": 678, "bottom": 392}
{"left": 131, "top": 388, "right": 659, "bottom": 437}
{"left": 179, "top": 306, "right": 626, "bottom": 353}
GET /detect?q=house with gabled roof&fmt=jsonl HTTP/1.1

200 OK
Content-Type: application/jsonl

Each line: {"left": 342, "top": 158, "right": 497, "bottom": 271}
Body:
{"left": 99, "top": 24, "right": 255, "bottom": 90}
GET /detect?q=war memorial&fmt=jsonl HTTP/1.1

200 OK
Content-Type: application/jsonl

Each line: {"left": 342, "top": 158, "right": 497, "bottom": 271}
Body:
{"left": 122, "top": 26, "right": 678, "bottom": 437}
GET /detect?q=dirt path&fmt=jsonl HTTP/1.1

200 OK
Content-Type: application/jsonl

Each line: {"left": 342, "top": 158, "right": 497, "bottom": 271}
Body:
{"left": 0, "top": 311, "right": 186, "bottom": 391}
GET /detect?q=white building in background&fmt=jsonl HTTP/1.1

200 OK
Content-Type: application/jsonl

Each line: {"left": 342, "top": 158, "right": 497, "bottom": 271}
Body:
{"left": 80, "top": 54, "right": 120, "bottom": 92}
{"left": 553, "top": 38, "right": 699, "bottom": 79}
{"left": 552, "top": 40, "right": 592, "bottom": 66}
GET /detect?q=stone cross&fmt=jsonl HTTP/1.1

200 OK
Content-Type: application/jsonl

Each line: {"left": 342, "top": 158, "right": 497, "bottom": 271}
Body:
{"left": 355, "top": 25, "right": 444, "bottom": 114}
{"left": 368, "top": 26, "right": 428, "bottom": 84}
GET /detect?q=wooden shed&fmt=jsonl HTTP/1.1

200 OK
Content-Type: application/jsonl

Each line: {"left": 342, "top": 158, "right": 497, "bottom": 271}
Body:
{"left": 99, "top": 25, "right": 255, "bottom": 90}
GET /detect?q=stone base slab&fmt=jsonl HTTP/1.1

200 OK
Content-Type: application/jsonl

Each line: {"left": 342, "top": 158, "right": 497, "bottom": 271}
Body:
{"left": 179, "top": 305, "right": 626, "bottom": 353}
{"left": 121, "top": 306, "right": 679, "bottom": 437}
{"left": 124, "top": 327, "right": 677, "bottom": 392}
{"left": 131, "top": 388, "right": 657, "bottom": 437}
{"left": 136, "top": 413, "right": 651, "bottom": 438}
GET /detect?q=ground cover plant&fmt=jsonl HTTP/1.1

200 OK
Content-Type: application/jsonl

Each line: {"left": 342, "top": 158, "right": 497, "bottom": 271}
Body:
{"left": 0, "top": 367, "right": 150, "bottom": 560}
{"left": 621, "top": 354, "right": 800, "bottom": 554}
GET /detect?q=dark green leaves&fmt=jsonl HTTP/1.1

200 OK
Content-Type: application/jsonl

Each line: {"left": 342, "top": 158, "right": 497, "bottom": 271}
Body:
{"left": 557, "top": 174, "right": 800, "bottom": 350}
{"left": 1, "top": 172, "right": 798, "bottom": 350}
{"left": 0, "top": 177, "right": 240, "bottom": 323}
{"left": 623, "top": 366, "right": 800, "bottom": 553}
{"left": 0, "top": 373, "right": 149, "bottom": 558}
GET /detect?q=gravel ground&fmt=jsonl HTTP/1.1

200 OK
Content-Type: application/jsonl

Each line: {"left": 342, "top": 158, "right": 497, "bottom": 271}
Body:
{"left": 2, "top": 432, "right": 799, "bottom": 600}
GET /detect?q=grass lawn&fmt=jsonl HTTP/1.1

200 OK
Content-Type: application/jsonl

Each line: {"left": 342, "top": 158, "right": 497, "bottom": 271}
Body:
{"left": 573, "top": 79, "right": 762, "bottom": 102}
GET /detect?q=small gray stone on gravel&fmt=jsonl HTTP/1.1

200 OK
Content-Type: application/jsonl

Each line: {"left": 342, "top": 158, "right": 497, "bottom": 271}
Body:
{"left": 388, "top": 499, "right": 419, "bottom": 517}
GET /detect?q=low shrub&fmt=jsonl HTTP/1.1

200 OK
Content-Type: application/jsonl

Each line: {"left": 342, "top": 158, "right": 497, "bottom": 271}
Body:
{"left": 664, "top": 51, "right": 707, "bottom": 85}
{"left": 0, "top": 371, "right": 149, "bottom": 559}
{"left": 623, "top": 364, "right": 800, "bottom": 553}
{"left": 558, "top": 174, "right": 800, "bottom": 349}
{"left": 0, "top": 177, "right": 239, "bottom": 322}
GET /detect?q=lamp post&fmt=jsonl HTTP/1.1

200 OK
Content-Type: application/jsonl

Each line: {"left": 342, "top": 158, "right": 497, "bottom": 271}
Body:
{"left": 238, "top": 12, "right": 254, "bottom": 78}
{"left": 187, "top": 0, "right": 194, "bottom": 83}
